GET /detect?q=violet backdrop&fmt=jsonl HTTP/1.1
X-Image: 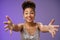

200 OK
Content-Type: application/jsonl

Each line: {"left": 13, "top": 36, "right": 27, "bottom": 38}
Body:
{"left": 0, "top": 0, "right": 60, "bottom": 40}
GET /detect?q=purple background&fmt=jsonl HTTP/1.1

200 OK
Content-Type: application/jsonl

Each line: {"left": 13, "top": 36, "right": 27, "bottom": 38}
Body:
{"left": 0, "top": 0, "right": 60, "bottom": 40}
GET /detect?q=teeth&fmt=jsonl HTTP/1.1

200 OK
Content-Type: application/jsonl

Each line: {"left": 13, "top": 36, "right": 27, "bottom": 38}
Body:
{"left": 28, "top": 17, "right": 31, "bottom": 19}
{"left": 29, "top": 18, "right": 31, "bottom": 19}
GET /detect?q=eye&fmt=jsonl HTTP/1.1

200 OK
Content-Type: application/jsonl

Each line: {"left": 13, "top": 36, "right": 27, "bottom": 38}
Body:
{"left": 31, "top": 13, "right": 34, "bottom": 14}
{"left": 31, "top": 12, "right": 34, "bottom": 14}
{"left": 30, "top": 11, "right": 34, "bottom": 14}
{"left": 25, "top": 13, "right": 28, "bottom": 15}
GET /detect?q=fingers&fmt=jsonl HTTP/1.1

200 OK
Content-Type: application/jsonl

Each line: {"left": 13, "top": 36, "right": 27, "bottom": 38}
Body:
{"left": 4, "top": 25, "right": 8, "bottom": 28}
{"left": 10, "top": 28, "right": 12, "bottom": 36}
{"left": 51, "top": 31, "right": 56, "bottom": 38}
{"left": 49, "top": 25, "right": 59, "bottom": 29}
{"left": 53, "top": 28, "right": 58, "bottom": 32}
{"left": 49, "top": 30, "right": 56, "bottom": 38}
{"left": 5, "top": 28, "right": 9, "bottom": 31}
{"left": 49, "top": 26, "right": 58, "bottom": 38}
{"left": 4, "top": 21, "right": 11, "bottom": 25}
{"left": 6, "top": 16, "right": 11, "bottom": 21}
{"left": 54, "top": 25, "right": 59, "bottom": 28}
{"left": 4, "top": 16, "right": 13, "bottom": 35}
{"left": 4, "top": 25, "right": 13, "bottom": 35}
{"left": 5, "top": 28, "right": 13, "bottom": 35}
{"left": 49, "top": 30, "right": 54, "bottom": 38}
{"left": 4, "top": 22, "right": 8, "bottom": 24}
{"left": 4, "top": 16, "right": 12, "bottom": 25}
{"left": 4, "top": 16, "right": 13, "bottom": 26}
{"left": 49, "top": 19, "right": 55, "bottom": 25}
{"left": 4, "top": 25, "right": 9, "bottom": 31}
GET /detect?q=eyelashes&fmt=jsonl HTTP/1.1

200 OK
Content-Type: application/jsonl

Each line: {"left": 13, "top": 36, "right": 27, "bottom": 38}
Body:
{"left": 25, "top": 12, "right": 34, "bottom": 15}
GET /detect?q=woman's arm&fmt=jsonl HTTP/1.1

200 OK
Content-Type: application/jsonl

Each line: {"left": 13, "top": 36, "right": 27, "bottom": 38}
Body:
{"left": 12, "top": 23, "right": 23, "bottom": 32}
{"left": 4, "top": 16, "right": 23, "bottom": 35}
{"left": 38, "top": 19, "right": 59, "bottom": 38}
{"left": 38, "top": 22, "right": 49, "bottom": 32}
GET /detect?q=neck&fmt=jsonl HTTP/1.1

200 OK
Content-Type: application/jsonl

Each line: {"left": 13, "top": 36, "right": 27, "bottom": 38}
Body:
{"left": 25, "top": 21, "right": 35, "bottom": 27}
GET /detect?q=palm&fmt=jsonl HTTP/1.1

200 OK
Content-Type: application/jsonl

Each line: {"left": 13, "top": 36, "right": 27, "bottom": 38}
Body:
{"left": 48, "top": 19, "right": 59, "bottom": 38}
{"left": 4, "top": 16, "right": 13, "bottom": 35}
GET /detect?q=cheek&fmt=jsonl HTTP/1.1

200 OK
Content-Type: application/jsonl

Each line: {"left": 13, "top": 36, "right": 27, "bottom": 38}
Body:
{"left": 23, "top": 14, "right": 27, "bottom": 19}
{"left": 33, "top": 14, "right": 35, "bottom": 19}
{"left": 32, "top": 14, "right": 35, "bottom": 18}
{"left": 31, "top": 15, "right": 35, "bottom": 18}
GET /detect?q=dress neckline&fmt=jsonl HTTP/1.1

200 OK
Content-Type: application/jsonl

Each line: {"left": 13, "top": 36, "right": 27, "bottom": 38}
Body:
{"left": 23, "top": 22, "right": 39, "bottom": 36}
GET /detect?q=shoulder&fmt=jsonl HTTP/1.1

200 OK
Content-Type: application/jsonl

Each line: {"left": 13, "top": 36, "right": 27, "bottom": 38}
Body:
{"left": 17, "top": 23, "right": 24, "bottom": 32}
{"left": 36, "top": 22, "right": 43, "bottom": 26}
{"left": 36, "top": 22, "right": 43, "bottom": 30}
{"left": 17, "top": 23, "right": 24, "bottom": 28}
{"left": 18, "top": 23, "right": 24, "bottom": 26}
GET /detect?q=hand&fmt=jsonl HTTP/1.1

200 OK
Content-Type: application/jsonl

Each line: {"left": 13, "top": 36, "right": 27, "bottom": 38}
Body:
{"left": 48, "top": 19, "right": 59, "bottom": 38}
{"left": 4, "top": 16, "right": 13, "bottom": 35}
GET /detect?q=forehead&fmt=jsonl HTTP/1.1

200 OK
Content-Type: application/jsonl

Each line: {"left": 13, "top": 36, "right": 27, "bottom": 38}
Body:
{"left": 24, "top": 7, "right": 34, "bottom": 12}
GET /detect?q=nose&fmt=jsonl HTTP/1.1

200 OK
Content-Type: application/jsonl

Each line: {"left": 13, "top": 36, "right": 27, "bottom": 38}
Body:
{"left": 28, "top": 13, "right": 31, "bottom": 16}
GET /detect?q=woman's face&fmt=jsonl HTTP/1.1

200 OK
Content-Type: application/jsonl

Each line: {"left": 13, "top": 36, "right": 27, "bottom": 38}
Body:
{"left": 23, "top": 8, "right": 35, "bottom": 23}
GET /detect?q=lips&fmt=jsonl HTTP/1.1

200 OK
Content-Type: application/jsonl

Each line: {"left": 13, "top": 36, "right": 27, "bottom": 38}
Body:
{"left": 28, "top": 17, "right": 31, "bottom": 20}
{"left": 27, "top": 17, "right": 32, "bottom": 20}
{"left": 25, "top": 16, "right": 34, "bottom": 22}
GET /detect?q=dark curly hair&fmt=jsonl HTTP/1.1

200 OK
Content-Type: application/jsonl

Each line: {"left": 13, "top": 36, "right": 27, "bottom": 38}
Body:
{"left": 22, "top": 1, "right": 36, "bottom": 11}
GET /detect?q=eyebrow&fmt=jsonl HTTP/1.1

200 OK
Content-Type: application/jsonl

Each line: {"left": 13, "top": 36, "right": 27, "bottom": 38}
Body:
{"left": 25, "top": 10, "right": 34, "bottom": 12}
{"left": 24, "top": 11, "right": 28, "bottom": 12}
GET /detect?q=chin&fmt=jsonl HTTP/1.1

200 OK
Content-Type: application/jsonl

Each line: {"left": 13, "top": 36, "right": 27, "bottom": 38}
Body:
{"left": 27, "top": 20, "right": 33, "bottom": 23}
{"left": 27, "top": 21, "right": 33, "bottom": 23}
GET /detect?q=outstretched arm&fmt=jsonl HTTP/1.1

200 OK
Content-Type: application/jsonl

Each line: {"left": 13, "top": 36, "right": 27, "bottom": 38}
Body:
{"left": 38, "top": 19, "right": 59, "bottom": 38}
{"left": 4, "top": 16, "right": 23, "bottom": 35}
{"left": 39, "top": 19, "right": 55, "bottom": 32}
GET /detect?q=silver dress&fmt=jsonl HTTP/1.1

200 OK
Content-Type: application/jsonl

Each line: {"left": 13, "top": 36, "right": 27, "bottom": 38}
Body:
{"left": 21, "top": 24, "right": 40, "bottom": 40}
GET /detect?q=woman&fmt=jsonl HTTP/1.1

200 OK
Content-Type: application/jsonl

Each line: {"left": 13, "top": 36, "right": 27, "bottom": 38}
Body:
{"left": 4, "top": 1, "right": 59, "bottom": 40}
